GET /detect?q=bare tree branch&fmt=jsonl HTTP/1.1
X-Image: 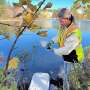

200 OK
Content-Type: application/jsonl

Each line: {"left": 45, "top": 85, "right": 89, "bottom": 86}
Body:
{"left": 3, "top": 0, "right": 46, "bottom": 77}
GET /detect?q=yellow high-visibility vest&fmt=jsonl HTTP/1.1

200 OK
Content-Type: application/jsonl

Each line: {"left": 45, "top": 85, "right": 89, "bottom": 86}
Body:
{"left": 57, "top": 25, "right": 84, "bottom": 62}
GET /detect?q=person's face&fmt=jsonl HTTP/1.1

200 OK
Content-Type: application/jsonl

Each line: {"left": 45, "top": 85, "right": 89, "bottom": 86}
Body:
{"left": 59, "top": 17, "right": 71, "bottom": 27}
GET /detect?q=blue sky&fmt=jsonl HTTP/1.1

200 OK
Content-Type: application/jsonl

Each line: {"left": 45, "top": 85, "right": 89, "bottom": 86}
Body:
{"left": 52, "top": 0, "right": 74, "bottom": 9}
{"left": 6, "top": 0, "right": 74, "bottom": 9}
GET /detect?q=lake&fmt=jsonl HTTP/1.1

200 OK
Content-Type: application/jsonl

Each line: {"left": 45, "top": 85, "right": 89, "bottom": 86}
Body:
{"left": 0, "top": 19, "right": 90, "bottom": 79}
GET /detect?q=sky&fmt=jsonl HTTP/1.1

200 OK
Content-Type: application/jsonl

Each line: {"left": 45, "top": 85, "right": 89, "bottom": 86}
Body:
{"left": 51, "top": 0, "right": 74, "bottom": 9}
{"left": 6, "top": 0, "right": 74, "bottom": 9}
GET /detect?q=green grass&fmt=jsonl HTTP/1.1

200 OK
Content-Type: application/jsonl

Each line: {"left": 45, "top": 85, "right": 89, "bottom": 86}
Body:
{"left": 0, "top": 68, "right": 17, "bottom": 90}
{"left": 0, "top": 82, "right": 17, "bottom": 90}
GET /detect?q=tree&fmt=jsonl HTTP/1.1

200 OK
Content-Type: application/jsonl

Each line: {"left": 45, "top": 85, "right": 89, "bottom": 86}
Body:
{"left": 3, "top": 0, "right": 46, "bottom": 77}
{"left": 19, "top": 0, "right": 31, "bottom": 7}
{"left": 71, "top": 0, "right": 90, "bottom": 19}
{"left": 0, "top": 0, "right": 5, "bottom": 5}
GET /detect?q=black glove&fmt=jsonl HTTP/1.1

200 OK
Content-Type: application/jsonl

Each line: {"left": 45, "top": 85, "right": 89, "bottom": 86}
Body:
{"left": 46, "top": 40, "right": 54, "bottom": 50}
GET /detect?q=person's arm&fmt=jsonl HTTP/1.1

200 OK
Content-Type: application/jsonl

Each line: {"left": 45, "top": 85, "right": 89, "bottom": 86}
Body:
{"left": 53, "top": 34, "right": 80, "bottom": 56}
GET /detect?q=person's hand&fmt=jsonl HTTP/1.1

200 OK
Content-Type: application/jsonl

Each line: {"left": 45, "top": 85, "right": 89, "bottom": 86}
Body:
{"left": 40, "top": 40, "right": 54, "bottom": 50}
{"left": 40, "top": 40, "right": 48, "bottom": 48}
{"left": 46, "top": 42, "right": 52, "bottom": 50}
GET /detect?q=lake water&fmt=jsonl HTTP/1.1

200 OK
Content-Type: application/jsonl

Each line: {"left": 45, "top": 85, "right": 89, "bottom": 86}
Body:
{"left": 0, "top": 19, "right": 90, "bottom": 79}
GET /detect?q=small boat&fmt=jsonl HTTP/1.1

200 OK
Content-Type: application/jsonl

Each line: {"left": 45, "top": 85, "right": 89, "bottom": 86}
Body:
{"left": 36, "top": 31, "right": 48, "bottom": 37}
